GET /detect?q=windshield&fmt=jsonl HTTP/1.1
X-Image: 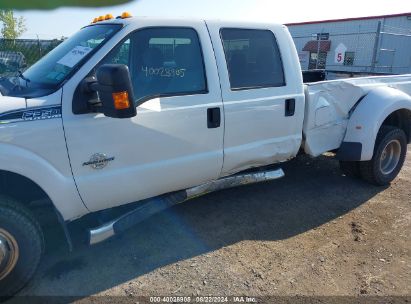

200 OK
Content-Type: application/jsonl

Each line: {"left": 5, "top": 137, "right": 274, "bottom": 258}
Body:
{"left": 22, "top": 24, "right": 121, "bottom": 88}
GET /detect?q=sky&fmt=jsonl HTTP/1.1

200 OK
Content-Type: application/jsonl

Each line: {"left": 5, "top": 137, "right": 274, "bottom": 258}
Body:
{"left": 13, "top": 0, "right": 411, "bottom": 39}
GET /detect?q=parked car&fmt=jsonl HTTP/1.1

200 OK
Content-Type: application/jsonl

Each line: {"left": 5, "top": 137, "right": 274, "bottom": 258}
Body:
{"left": 0, "top": 14, "right": 410, "bottom": 296}
{"left": 0, "top": 51, "right": 26, "bottom": 74}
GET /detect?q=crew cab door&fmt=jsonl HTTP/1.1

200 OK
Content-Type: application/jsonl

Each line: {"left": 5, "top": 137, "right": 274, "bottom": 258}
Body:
{"left": 206, "top": 22, "right": 305, "bottom": 176}
{"left": 62, "top": 21, "right": 224, "bottom": 212}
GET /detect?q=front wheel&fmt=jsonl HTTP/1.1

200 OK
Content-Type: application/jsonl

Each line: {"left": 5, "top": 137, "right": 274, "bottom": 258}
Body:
{"left": 360, "top": 126, "right": 408, "bottom": 186}
{"left": 0, "top": 197, "right": 44, "bottom": 297}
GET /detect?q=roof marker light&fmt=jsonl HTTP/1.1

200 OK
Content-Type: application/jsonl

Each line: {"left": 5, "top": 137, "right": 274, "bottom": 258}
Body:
{"left": 121, "top": 12, "right": 132, "bottom": 19}
{"left": 97, "top": 15, "right": 105, "bottom": 22}
{"left": 105, "top": 14, "right": 114, "bottom": 20}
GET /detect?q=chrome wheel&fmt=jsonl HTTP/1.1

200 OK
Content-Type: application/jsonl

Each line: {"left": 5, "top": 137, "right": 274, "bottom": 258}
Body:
{"left": 379, "top": 139, "right": 401, "bottom": 175}
{"left": 0, "top": 228, "right": 19, "bottom": 280}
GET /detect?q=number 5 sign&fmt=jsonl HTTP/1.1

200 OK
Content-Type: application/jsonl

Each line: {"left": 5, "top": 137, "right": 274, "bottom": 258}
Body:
{"left": 334, "top": 43, "right": 347, "bottom": 64}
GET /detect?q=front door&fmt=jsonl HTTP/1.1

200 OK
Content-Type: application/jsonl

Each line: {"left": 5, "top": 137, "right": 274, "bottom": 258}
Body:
{"left": 62, "top": 22, "right": 224, "bottom": 212}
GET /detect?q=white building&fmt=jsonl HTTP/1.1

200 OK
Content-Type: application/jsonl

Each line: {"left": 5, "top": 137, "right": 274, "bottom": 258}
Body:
{"left": 287, "top": 13, "right": 411, "bottom": 75}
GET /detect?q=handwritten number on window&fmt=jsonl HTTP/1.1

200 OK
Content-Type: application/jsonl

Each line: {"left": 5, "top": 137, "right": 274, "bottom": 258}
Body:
{"left": 142, "top": 66, "right": 186, "bottom": 78}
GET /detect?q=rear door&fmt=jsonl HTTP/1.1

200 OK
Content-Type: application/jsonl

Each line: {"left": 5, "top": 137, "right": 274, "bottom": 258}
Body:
{"left": 62, "top": 20, "right": 224, "bottom": 211}
{"left": 206, "top": 22, "right": 305, "bottom": 176}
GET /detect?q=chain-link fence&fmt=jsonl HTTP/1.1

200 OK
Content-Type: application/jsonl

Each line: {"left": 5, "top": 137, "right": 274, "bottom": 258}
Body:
{"left": 376, "top": 24, "right": 411, "bottom": 74}
{"left": 289, "top": 20, "right": 411, "bottom": 79}
{"left": 1, "top": 19, "right": 411, "bottom": 81}
{"left": 0, "top": 38, "right": 64, "bottom": 77}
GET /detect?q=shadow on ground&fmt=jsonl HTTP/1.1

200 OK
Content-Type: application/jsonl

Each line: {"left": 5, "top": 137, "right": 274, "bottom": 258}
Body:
{"left": 16, "top": 154, "right": 386, "bottom": 298}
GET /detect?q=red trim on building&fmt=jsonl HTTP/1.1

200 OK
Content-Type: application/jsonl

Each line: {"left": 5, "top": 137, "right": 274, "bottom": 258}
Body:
{"left": 286, "top": 12, "right": 411, "bottom": 26}
{"left": 302, "top": 40, "right": 331, "bottom": 52}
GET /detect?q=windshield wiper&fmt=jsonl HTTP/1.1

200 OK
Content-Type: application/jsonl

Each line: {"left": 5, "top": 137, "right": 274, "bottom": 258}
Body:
{"left": 18, "top": 71, "right": 30, "bottom": 83}
{"left": 9, "top": 71, "right": 30, "bottom": 92}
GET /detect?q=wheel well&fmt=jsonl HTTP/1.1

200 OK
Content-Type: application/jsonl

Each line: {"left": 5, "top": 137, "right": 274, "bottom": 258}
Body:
{"left": 0, "top": 170, "right": 68, "bottom": 247}
{"left": 381, "top": 109, "right": 411, "bottom": 143}
{"left": 0, "top": 170, "right": 48, "bottom": 204}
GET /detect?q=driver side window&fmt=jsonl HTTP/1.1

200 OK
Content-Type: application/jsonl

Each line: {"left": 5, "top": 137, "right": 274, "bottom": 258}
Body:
{"left": 100, "top": 27, "right": 207, "bottom": 102}
{"left": 106, "top": 39, "right": 130, "bottom": 65}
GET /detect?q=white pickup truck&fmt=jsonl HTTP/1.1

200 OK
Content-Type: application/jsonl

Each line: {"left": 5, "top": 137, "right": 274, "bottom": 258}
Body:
{"left": 0, "top": 14, "right": 410, "bottom": 296}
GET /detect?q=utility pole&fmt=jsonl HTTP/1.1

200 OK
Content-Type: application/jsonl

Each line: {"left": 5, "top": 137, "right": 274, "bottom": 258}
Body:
{"left": 315, "top": 30, "right": 322, "bottom": 69}
{"left": 371, "top": 21, "right": 382, "bottom": 73}
{"left": 36, "top": 34, "right": 42, "bottom": 58}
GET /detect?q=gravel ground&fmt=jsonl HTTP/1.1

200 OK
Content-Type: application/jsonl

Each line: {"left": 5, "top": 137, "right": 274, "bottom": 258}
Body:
{"left": 12, "top": 148, "right": 411, "bottom": 301}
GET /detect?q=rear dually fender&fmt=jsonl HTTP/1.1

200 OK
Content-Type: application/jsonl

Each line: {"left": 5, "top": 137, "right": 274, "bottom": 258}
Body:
{"left": 338, "top": 86, "right": 411, "bottom": 161}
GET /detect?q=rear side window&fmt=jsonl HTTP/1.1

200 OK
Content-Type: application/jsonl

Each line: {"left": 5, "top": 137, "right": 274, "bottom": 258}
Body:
{"left": 220, "top": 28, "right": 285, "bottom": 90}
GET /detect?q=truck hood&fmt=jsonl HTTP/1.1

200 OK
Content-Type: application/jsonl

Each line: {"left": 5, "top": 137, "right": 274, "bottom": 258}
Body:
{"left": 0, "top": 89, "right": 62, "bottom": 124}
{"left": 0, "top": 92, "right": 27, "bottom": 123}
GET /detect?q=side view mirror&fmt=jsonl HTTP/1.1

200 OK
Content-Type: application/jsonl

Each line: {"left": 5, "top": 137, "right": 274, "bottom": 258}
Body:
{"left": 94, "top": 64, "right": 136, "bottom": 119}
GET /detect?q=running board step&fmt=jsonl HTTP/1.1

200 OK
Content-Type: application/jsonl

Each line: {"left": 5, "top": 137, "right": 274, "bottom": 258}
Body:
{"left": 89, "top": 168, "right": 284, "bottom": 245}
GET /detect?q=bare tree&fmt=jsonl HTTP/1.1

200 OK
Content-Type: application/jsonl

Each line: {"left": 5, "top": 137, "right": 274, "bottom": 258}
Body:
{"left": 0, "top": 9, "right": 27, "bottom": 39}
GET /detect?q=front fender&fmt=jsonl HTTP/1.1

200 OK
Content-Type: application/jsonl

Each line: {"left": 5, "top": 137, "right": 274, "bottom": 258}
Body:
{"left": 338, "top": 87, "right": 411, "bottom": 161}
{"left": 0, "top": 143, "right": 89, "bottom": 221}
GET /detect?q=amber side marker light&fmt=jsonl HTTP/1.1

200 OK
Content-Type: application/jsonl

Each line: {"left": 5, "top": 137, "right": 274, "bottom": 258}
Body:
{"left": 113, "top": 91, "right": 130, "bottom": 110}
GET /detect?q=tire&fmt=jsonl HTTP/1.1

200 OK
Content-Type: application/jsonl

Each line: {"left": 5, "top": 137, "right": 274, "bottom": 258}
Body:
{"left": 0, "top": 196, "right": 44, "bottom": 297}
{"left": 339, "top": 161, "right": 361, "bottom": 178}
{"left": 359, "top": 126, "right": 407, "bottom": 186}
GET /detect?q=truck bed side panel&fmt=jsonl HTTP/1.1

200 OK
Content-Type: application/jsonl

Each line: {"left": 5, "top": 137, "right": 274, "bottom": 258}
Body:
{"left": 303, "top": 75, "right": 411, "bottom": 157}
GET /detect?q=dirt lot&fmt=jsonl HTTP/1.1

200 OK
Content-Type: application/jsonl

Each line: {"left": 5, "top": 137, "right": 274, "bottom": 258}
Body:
{"left": 14, "top": 148, "right": 411, "bottom": 301}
